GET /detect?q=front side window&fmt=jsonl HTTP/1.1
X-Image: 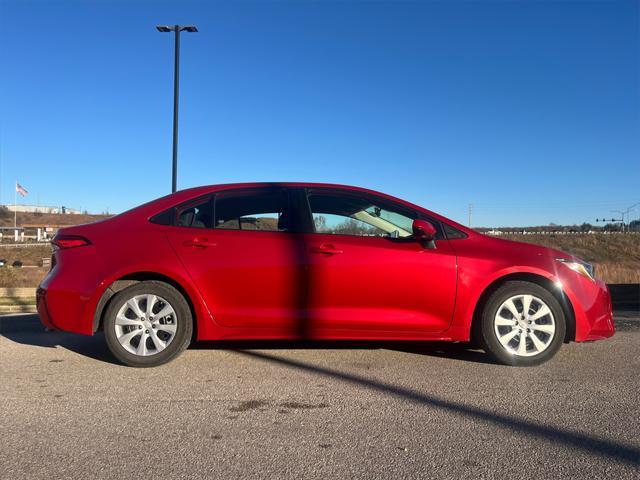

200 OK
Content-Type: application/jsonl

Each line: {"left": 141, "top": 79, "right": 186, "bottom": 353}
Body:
{"left": 214, "top": 189, "right": 290, "bottom": 232}
{"left": 307, "top": 191, "right": 417, "bottom": 238}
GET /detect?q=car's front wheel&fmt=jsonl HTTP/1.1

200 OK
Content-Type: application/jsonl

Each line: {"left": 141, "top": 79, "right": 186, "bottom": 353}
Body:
{"left": 103, "top": 281, "right": 193, "bottom": 367}
{"left": 478, "top": 281, "right": 566, "bottom": 366}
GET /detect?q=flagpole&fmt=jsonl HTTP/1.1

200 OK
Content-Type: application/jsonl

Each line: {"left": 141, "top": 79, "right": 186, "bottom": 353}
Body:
{"left": 14, "top": 180, "right": 17, "bottom": 228}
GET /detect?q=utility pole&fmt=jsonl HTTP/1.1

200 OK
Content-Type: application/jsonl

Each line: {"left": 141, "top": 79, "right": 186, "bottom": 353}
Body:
{"left": 468, "top": 204, "right": 473, "bottom": 227}
{"left": 623, "top": 203, "right": 639, "bottom": 232}
{"left": 156, "top": 25, "right": 198, "bottom": 193}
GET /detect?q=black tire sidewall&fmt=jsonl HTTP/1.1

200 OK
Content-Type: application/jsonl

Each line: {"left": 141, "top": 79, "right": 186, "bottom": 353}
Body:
{"left": 480, "top": 281, "right": 566, "bottom": 367}
{"left": 103, "top": 281, "right": 192, "bottom": 367}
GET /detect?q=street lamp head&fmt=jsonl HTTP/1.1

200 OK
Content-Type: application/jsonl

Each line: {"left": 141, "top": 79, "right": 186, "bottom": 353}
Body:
{"left": 156, "top": 25, "right": 198, "bottom": 33}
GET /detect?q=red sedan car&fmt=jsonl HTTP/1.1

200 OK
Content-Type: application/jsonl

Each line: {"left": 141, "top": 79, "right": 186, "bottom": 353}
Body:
{"left": 37, "top": 183, "right": 614, "bottom": 367}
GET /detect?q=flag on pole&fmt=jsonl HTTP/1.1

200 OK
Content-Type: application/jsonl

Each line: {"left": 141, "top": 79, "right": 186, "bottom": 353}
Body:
{"left": 16, "top": 182, "right": 28, "bottom": 197}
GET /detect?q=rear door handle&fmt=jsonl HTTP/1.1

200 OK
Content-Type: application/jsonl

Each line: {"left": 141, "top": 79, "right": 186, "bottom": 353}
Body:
{"left": 310, "top": 244, "right": 343, "bottom": 255}
{"left": 183, "top": 237, "right": 217, "bottom": 248}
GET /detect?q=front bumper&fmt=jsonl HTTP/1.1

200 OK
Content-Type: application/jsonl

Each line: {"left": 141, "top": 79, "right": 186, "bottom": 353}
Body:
{"left": 571, "top": 279, "right": 615, "bottom": 342}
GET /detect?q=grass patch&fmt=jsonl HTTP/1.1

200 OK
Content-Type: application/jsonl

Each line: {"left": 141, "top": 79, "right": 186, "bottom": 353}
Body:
{"left": 0, "top": 245, "right": 52, "bottom": 266}
{"left": 0, "top": 267, "right": 48, "bottom": 288}
{"left": 497, "top": 233, "right": 639, "bottom": 283}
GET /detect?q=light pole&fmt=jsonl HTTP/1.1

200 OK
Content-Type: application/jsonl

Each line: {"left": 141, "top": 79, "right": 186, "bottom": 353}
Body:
{"left": 611, "top": 210, "right": 625, "bottom": 233}
{"left": 156, "top": 25, "right": 198, "bottom": 193}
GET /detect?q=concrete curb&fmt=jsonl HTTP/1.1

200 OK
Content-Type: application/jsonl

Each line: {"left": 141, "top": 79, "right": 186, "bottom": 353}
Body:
{"left": 0, "top": 305, "right": 37, "bottom": 314}
{"left": 0, "top": 287, "right": 37, "bottom": 298}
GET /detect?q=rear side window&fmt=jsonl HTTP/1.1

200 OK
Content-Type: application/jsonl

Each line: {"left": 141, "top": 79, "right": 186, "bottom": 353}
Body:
{"left": 214, "top": 189, "right": 290, "bottom": 232}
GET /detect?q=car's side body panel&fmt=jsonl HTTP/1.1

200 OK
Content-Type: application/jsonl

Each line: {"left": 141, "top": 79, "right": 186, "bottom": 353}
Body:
{"left": 36, "top": 182, "right": 615, "bottom": 345}
{"left": 300, "top": 232, "right": 457, "bottom": 335}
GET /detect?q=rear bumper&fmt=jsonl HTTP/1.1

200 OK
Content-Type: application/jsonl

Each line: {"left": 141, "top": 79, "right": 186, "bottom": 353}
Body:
{"left": 36, "top": 287, "right": 57, "bottom": 331}
{"left": 37, "top": 262, "right": 97, "bottom": 336}
{"left": 36, "top": 284, "right": 95, "bottom": 335}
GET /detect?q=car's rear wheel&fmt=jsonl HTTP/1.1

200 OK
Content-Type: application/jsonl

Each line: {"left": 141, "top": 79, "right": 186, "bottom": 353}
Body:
{"left": 104, "top": 281, "right": 192, "bottom": 367}
{"left": 478, "top": 281, "right": 566, "bottom": 366}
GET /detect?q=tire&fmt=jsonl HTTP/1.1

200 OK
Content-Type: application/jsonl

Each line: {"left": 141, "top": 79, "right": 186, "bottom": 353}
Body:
{"left": 103, "top": 281, "right": 193, "bottom": 367}
{"left": 478, "top": 281, "right": 566, "bottom": 366}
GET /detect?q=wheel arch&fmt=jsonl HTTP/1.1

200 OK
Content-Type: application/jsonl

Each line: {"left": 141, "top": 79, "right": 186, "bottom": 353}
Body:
{"left": 470, "top": 272, "right": 576, "bottom": 343}
{"left": 93, "top": 271, "right": 198, "bottom": 340}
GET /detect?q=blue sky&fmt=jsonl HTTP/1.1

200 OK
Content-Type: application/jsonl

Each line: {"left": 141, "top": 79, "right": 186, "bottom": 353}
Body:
{"left": 1, "top": 0, "right": 638, "bottom": 227}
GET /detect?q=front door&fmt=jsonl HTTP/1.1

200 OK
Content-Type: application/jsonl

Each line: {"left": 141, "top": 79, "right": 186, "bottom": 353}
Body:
{"left": 301, "top": 189, "right": 457, "bottom": 336}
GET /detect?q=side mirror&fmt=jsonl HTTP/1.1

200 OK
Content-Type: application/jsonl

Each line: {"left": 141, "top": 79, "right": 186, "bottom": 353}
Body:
{"left": 412, "top": 219, "right": 437, "bottom": 249}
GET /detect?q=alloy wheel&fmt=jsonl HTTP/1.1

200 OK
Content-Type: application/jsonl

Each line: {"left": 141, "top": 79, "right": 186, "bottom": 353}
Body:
{"left": 114, "top": 294, "right": 178, "bottom": 356}
{"left": 493, "top": 294, "right": 556, "bottom": 357}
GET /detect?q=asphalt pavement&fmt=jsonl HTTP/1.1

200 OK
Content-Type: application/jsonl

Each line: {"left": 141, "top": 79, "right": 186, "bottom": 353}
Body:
{"left": 1, "top": 312, "right": 639, "bottom": 479}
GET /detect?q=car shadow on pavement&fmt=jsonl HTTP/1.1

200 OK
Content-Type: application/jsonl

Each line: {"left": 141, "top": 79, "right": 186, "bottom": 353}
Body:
{"left": 194, "top": 339, "right": 500, "bottom": 365}
{"left": 0, "top": 313, "right": 119, "bottom": 365}
{"left": 4, "top": 311, "right": 638, "bottom": 368}
{"left": 234, "top": 349, "right": 640, "bottom": 467}
{"left": 0, "top": 313, "right": 500, "bottom": 366}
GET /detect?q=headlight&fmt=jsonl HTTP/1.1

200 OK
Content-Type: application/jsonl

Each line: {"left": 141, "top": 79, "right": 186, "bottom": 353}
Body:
{"left": 555, "top": 258, "right": 595, "bottom": 281}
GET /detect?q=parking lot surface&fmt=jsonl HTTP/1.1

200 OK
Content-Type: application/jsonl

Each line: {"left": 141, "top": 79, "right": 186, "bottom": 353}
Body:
{"left": 1, "top": 313, "right": 639, "bottom": 479}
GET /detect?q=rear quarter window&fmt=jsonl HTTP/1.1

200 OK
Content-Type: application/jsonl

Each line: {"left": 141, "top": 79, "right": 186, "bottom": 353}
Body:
{"left": 149, "top": 195, "right": 213, "bottom": 228}
{"left": 443, "top": 223, "right": 468, "bottom": 240}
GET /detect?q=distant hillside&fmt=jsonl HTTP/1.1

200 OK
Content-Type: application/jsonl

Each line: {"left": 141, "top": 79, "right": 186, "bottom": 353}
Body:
{"left": 495, "top": 233, "right": 640, "bottom": 284}
{"left": 0, "top": 208, "right": 112, "bottom": 227}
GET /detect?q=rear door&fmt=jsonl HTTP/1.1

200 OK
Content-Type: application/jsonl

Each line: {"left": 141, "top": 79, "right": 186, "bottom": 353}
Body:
{"left": 165, "top": 187, "right": 307, "bottom": 334}
{"left": 300, "top": 188, "right": 457, "bottom": 335}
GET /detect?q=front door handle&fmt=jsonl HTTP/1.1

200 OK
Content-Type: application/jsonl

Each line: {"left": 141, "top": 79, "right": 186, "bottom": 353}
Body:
{"left": 310, "top": 244, "right": 343, "bottom": 255}
{"left": 183, "top": 237, "right": 217, "bottom": 248}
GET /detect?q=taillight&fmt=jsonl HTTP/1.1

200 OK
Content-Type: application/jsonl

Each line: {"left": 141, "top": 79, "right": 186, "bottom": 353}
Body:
{"left": 52, "top": 235, "right": 91, "bottom": 250}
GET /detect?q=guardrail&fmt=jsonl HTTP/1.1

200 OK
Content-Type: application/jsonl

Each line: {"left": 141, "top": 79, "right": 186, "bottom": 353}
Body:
{"left": 609, "top": 284, "right": 640, "bottom": 310}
